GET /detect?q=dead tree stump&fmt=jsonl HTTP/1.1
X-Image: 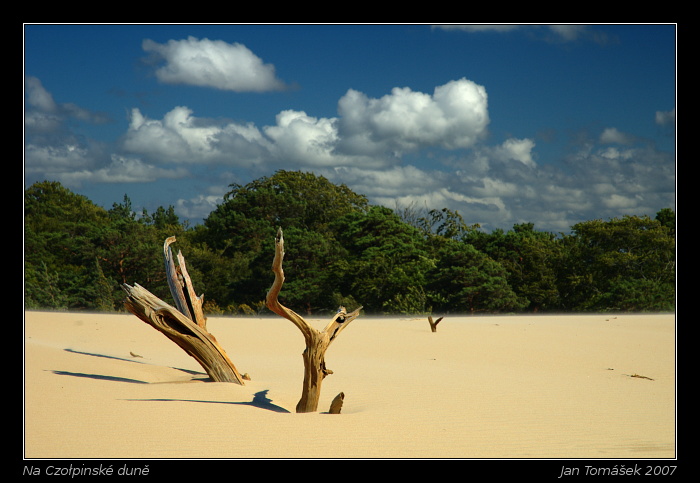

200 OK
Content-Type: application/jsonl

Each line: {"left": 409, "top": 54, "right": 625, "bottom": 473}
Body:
{"left": 121, "top": 237, "right": 245, "bottom": 384}
{"left": 266, "top": 228, "right": 362, "bottom": 413}
{"left": 328, "top": 392, "right": 345, "bottom": 414}
{"left": 428, "top": 316, "right": 444, "bottom": 332}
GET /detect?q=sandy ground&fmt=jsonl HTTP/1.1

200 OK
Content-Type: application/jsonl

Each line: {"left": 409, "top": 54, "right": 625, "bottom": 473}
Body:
{"left": 23, "top": 310, "right": 675, "bottom": 459}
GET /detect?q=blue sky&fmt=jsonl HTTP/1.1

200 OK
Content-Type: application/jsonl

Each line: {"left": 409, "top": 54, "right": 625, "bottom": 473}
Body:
{"left": 24, "top": 24, "right": 676, "bottom": 232}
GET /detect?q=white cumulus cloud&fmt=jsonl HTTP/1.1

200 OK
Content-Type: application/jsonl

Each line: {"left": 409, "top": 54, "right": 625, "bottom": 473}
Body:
{"left": 119, "top": 78, "right": 491, "bottom": 171}
{"left": 142, "top": 36, "right": 288, "bottom": 92}
{"left": 491, "top": 138, "right": 536, "bottom": 167}
{"left": 336, "top": 78, "right": 489, "bottom": 157}
{"left": 123, "top": 106, "right": 250, "bottom": 164}
{"left": 263, "top": 110, "right": 340, "bottom": 166}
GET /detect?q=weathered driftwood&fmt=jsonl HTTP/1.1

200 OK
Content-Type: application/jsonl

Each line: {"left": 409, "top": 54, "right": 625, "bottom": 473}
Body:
{"left": 163, "top": 236, "right": 206, "bottom": 328}
{"left": 266, "top": 228, "right": 362, "bottom": 413}
{"left": 328, "top": 392, "right": 344, "bottom": 414}
{"left": 428, "top": 315, "right": 444, "bottom": 333}
{"left": 121, "top": 237, "right": 245, "bottom": 385}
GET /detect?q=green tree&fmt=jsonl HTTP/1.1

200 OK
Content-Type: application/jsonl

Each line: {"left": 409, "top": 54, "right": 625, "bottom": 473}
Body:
{"left": 25, "top": 178, "right": 675, "bottom": 315}
{"left": 396, "top": 203, "right": 480, "bottom": 242}
{"left": 333, "top": 206, "right": 433, "bottom": 314}
{"left": 95, "top": 195, "right": 176, "bottom": 303}
{"left": 25, "top": 181, "right": 110, "bottom": 310}
{"left": 466, "top": 223, "right": 563, "bottom": 312}
{"left": 24, "top": 260, "right": 68, "bottom": 309}
{"left": 427, "top": 238, "right": 527, "bottom": 313}
{"left": 25, "top": 182, "right": 187, "bottom": 310}
{"left": 558, "top": 213, "right": 675, "bottom": 312}
{"left": 152, "top": 205, "right": 180, "bottom": 229}
{"left": 655, "top": 207, "right": 675, "bottom": 235}
{"left": 197, "top": 170, "right": 369, "bottom": 311}
{"left": 170, "top": 230, "right": 254, "bottom": 311}
{"left": 219, "top": 170, "right": 368, "bottom": 234}
{"left": 272, "top": 226, "right": 347, "bottom": 314}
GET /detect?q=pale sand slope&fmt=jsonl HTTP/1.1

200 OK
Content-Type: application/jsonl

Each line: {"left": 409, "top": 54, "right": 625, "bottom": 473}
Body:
{"left": 24, "top": 310, "right": 675, "bottom": 459}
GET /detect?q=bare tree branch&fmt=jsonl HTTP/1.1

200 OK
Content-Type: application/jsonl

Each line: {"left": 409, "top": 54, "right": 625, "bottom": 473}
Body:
{"left": 123, "top": 283, "right": 245, "bottom": 384}
{"left": 428, "top": 315, "right": 444, "bottom": 332}
{"left": 122, "top": 237, "right": 245, "bottom": 384}
{"left": 266, "top": 227, "right": 362, "bottom": 412}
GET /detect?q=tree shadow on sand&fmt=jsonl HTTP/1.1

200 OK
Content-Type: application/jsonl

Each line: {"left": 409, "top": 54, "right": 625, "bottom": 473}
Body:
{"left": 51, "top": 349, "right": 290, "bottom": 413}
{"left": 127, "top": 390, "right": 290, "bottom": 413}
{"left": 50, "top": 370, "right": 149, "bottom": 385}
{"left": 63, "top": 348, "right": 204, "bottom": 376}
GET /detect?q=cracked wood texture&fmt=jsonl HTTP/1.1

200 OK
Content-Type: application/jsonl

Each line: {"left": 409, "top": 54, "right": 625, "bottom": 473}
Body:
{"left": 266, "top": 228, "right": 362, "bottom": 413}
{"left": 121, "top": 237, "right": 245, "bottom": 384}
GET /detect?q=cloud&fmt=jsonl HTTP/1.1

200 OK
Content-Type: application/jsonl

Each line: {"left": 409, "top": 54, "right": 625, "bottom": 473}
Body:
{"left": 448, "top": 137, "right": 537, "bottom": 173}
{"left": 263, "top": 110, "right": 342, "bottom": 166}
{"left": 24, "top": 76, "right": 111, "bottom": 134}
{"left": 24, "top": 76, "right": 186, "bottom": 188}
{"left": 122, "top": 106, "right": 344, "bottom": 168}
{"left": 24, "top": 76, "right": 113, "bottom": 188}
{"left": 335, "top": 78, "right": 489, "bottom": 157}
{"left": 325, "top": 128, "right": 672, "bottom": 233}
{"left": 24, "top": 143, "right": 94, "bottom": 174}
{"left": 25, "top": 75, "right": 673, "bottom": 233}
{"left": 25, "top": 76, "right": 57, "bottom": 113}
{"left": 546, "top": 25, "right": 587, "bottom": 42}
{"left": 600, "top": 127, "right": 634, "bottom": 145}
{"left": 326, "top": 165, "right": 445, "bottom": 199}
{"left": 123, "top": 106, "right": 226, "bottom": 163}
{"left": 176, "top": 193, "right": 226, "bottom": 222}
{"left": 142, "top": 37, "right": 288, "bottom": 92}
{"left": 433, "top": 24, "right": 606, "bottom": 44}
{"left": 120, "top": 78, "right": 491, "bottom": 171}
{"left": 491, "top": 138, "right": 536, "bottom": 167}
{"left": 655, "top": 108, "right": 675, "bottom": 127}
{"left": 56, "top": 155, "right": 189, "bottom": 187}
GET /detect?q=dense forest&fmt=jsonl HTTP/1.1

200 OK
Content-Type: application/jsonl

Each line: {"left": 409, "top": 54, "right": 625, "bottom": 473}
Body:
{"left": 24, "top": 171, "right": 676, "bottom": 315}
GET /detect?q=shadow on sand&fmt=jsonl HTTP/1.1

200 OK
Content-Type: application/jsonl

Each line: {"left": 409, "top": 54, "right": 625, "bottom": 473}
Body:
{"left": 63, "top": 348, "right": 204, "bottom": 376}
{"left": 127, "top": 390, "right": 290, "bottom": 413}
{"left": 51, "top": 349, "right": 290, "bottom": 413}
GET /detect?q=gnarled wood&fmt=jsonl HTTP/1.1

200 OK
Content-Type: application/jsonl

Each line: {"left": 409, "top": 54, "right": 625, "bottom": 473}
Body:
{"left": 122, "top": 237, "right": 245, "bottom": 385}
{"left": 266, "top": 227, "right": 362, "bottom": 413}
{"left": 164, "top": 237, "right": 206, "bottom": 328}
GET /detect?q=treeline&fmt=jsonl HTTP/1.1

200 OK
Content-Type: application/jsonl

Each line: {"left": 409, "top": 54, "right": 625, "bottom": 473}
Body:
{"left": 24, "top": 171, "right": 675, "bottom": 315}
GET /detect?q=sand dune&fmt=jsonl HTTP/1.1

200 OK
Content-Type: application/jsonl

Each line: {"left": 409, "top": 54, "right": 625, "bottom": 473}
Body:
{"left": 23, "top": 310, "right": 675, "bottom": 459}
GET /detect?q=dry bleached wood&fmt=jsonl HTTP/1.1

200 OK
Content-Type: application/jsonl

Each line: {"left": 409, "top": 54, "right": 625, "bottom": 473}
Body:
{"left": 163, "top": 236, "right": 206, "bottom": 328}
{"left": 122, "top": 237, "right": 245, "bottom": 385}
{"left": 266, "top": 227, "right": 362, "bottom": 413}
{"left": 328, "top": 392, "right": 344, "bottom": 414}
